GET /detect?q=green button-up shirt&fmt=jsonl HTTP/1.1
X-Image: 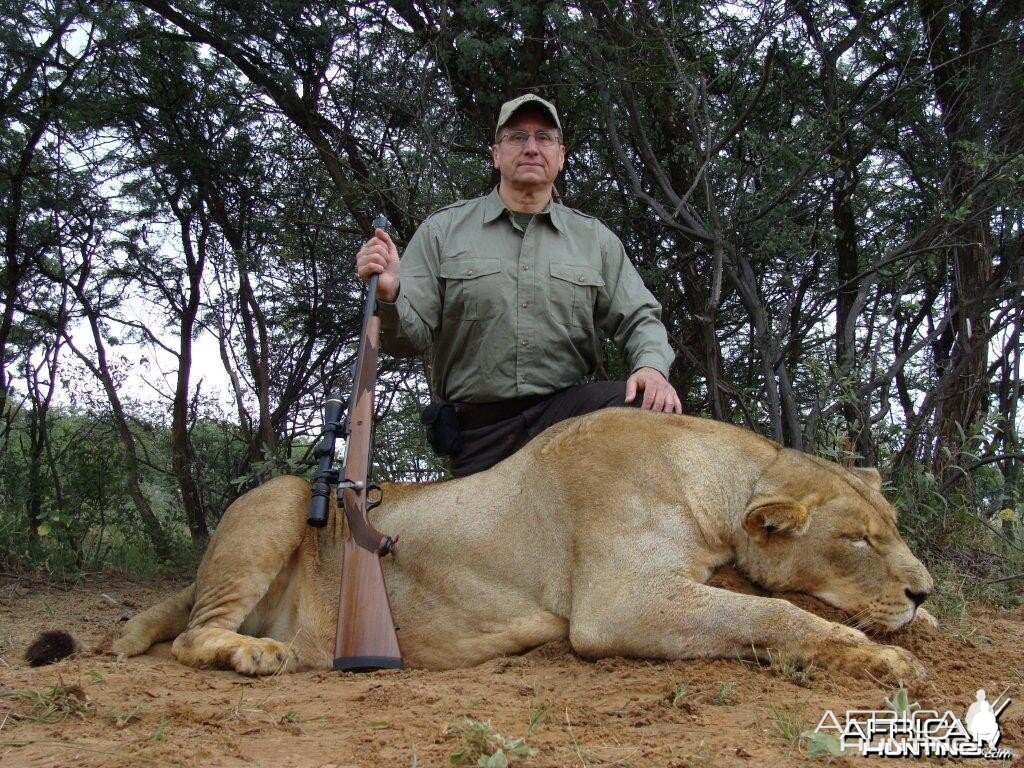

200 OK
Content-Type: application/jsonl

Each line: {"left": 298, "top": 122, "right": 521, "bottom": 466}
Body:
{"left": 377, "top": 188, "right": 674, "bottom": 402}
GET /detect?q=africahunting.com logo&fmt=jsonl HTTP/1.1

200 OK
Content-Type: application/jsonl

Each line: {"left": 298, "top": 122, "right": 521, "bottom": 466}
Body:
{"left": 813, "top": 687, "right": 1014, "bottom": 759}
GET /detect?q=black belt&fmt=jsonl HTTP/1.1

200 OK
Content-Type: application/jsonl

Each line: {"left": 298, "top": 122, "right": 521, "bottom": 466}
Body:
{"left": 454, "top": 393, "right": 552, "bottom": 431}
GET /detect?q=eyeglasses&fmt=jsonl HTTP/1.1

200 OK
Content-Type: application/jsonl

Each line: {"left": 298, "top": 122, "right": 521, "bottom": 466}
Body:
{"left": 497, "top": 130, "right": 561, "bottom": 149}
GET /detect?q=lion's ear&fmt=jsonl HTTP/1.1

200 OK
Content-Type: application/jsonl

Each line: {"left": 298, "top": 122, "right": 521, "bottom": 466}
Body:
{"left": 743, "top": 497, "right": 811, "bottom": 541}
{"left": 849, "top": 467, "right": 883, "bottom": 490}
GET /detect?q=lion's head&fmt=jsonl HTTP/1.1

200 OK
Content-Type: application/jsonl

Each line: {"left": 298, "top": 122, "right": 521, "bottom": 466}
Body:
{"left": 733, "top": 448, "right": 933, "bottom": 632}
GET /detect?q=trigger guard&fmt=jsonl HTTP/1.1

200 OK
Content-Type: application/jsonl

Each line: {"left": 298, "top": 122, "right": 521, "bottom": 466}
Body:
{"left": 366, "top": 483, "right": 383, "bottom": 512}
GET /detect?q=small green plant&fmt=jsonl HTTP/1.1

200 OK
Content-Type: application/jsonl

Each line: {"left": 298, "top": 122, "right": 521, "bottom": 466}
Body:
{"left": 229, "top": 691, "right": 268, "bottom": 721}
{"left": 670, "top": 683, "right": 690, "bottom": 707}
{"left": 0, "top": 681, "right": 93, "bottom": 723}
{"left": 767, "top": 704, "right": 803, "bottom": 747}
{"left": 526, "top": 702, "right": 548, "bottom": 735}
{"left": 802, "top": 729, "right": 844, "bottom": 757}
{"left": 711, "top": 680, "right": 737, "bottom": 705}
{"left": 153, "top": 716, "right": 169, "bottom": 741}
{"left": 107, "top": 706, "right": 143, "bottom": 728}
{"left": 768, "top": 704, "right": 845, "bottom": 757}
{"left": 884, "top": 687, "right": 920, "bottom": 718}
{"left": 764, "top": 649, "right": 816, "bottom": 687}
{"left": 448, "top": 717, "right": 538, "bottom": 767}
{"left": 277, "top": 710, "right": 322, "bottom": 733}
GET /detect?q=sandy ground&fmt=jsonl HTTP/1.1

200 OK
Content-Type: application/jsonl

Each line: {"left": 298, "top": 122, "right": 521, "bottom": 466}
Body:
{"left": 1, "top": 570, "right": 1022, "bottom": 768}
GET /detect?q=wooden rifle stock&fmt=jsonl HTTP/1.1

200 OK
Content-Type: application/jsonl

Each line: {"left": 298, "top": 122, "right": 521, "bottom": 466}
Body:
{"left": 310, "top": 214, "right": 403, "bottom": 672}
{"left": 334, "top": 277, "right": 402, "bottom": 671}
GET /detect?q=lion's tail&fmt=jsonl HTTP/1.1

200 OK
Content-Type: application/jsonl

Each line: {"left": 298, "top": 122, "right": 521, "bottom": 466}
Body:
{"left": 110, "top": 583, "right": 196, "bottom": 658}
{"left": 25, "top": 629, "right": 80, "bottom": 666}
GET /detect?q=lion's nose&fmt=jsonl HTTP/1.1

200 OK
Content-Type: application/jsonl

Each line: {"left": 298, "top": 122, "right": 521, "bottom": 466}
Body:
{"left": 905, "top": 588, "right": 930, "bottom": 607}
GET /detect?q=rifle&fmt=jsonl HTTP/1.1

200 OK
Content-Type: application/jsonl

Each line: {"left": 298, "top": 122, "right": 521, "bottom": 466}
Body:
{"left": 307, "top": 213, "right": 403, "bottom": 672}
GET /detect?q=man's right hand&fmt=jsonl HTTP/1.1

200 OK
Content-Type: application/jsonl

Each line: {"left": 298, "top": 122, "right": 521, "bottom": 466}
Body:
{"left": 355, "top": 228, "right": 400, "bottom": 302}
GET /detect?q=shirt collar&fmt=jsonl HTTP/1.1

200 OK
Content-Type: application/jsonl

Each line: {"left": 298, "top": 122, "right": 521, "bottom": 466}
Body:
{"left": 482, "top": 186, "right": 566, "bottom": 233}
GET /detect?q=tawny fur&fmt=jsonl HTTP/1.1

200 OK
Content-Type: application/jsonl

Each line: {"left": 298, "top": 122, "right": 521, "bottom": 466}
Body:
{"left": 112, "top": 410, "right": 933, "bottom": 680}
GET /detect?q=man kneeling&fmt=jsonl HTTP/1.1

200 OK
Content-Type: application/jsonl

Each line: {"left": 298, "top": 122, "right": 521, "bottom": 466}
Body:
{"left": 356, "top": 93, "right": 681, "bottom": 476}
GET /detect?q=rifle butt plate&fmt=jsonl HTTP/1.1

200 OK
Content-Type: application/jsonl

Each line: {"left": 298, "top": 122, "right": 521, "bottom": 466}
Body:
{"left": 333, "top": 655, "right": 405, "bottom": 672}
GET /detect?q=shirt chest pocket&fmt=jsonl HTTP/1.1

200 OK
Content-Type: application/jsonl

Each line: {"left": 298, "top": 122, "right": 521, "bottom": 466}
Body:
{"left": 439, "top": 257, "right": 503, "bottom": 321}
{"left": 549, "top": 263, "right": 605, "bottom": 327}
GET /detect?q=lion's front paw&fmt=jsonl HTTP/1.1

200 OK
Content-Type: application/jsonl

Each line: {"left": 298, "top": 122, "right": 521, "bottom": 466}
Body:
{"left": 230, "top": 637, "right": 299, "bottom": 676}
{"left": 912, "top": 607, "right": 939, "bottom": 629}
{"left": 863, "top": 644, "right": 926, "bottom": 683}
{"left": 828, "top": 642, "right": 926, "bottom": 684}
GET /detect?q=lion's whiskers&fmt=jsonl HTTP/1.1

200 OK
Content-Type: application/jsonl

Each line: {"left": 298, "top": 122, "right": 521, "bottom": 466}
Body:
{"left": 844, "top": 606, "right": 879, "bottom": 634}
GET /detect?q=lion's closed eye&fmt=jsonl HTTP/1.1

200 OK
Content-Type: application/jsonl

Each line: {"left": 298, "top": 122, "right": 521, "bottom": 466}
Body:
{"left": 839, "top": 532, "right": 871, "bottom": 548}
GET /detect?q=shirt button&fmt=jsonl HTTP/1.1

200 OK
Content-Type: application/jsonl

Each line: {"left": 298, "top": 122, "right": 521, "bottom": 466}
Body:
{"left": 521, "top": 340, "right": 528, "bottom": 346}
{"left": 578, "top": 273, "right": 585, "bottom": 281}
{"left": 521, "top": 302, "right": 528, "bottom": 308}
{"left": 466, "top": 269, "right": 474, "bottom": 275}
{"left": 522, "top": 265, "right": 529, "bottom": 271}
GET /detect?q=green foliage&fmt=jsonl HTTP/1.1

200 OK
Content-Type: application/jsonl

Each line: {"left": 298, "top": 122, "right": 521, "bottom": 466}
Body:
{"left": 768, "top": 704, "right": 844, "bottom": 758}
{"left": 190, "top": 417, "right": 252, "bottom": 521}
{"left": 891, "top": 455, "right": 1024, "bottom": 612}
{"left": 884, "top": 688, "right": 920, "bottom": 719}
{"left": 767, "top": 704, "right": 804, "bottom": 747}
{"left": 0, "top": 406, "right": 233, "bottom": 577}
{"left": 0, "top": 682, "right": 94, "bottom": 723}
{"left": 0, "top": 0, "right": 1021, "bottom": 586}
{"left": 374, "top": 387, "right": 448, "bottom": 483}
{"left": 711, "top": 680, "right": 738, "bottom": 705}
{"left": 802, "top": 730, "right": 845, "bottom": 758}
{"left": 448, "top": 717, "right": 538, "bottom": 767}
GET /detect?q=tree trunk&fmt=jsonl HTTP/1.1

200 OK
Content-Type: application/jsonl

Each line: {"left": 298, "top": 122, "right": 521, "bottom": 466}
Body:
{"left": 167, "top": 194, "right": 209, "bottom": 547}
{"left": 918, "top": 0, "right": 994, "bottom": 480}
{"left": 60, "top": 289, "right": 172, "bottom": 561}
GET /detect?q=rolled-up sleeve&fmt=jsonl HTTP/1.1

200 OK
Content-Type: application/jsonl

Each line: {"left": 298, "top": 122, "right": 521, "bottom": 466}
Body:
{"left": 597, "top": 231, "right": 675, "bottom": 378}
{"left": 378, "top": 220, "right": 441, "bottom": 358}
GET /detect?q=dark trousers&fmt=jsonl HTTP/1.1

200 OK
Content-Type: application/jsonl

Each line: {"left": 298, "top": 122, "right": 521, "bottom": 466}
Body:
{"left": 449, "top": 381, "right": 640, "bottom": 477}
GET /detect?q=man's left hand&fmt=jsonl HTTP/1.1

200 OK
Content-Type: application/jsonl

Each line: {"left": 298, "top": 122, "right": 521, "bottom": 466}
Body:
{"left": 624, "top": 368, "right": 683, "bottom": 413}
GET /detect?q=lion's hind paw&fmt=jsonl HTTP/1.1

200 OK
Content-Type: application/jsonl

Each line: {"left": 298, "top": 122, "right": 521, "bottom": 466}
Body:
{"left": 110, "top": 633, "right": 150, "bottom": 659}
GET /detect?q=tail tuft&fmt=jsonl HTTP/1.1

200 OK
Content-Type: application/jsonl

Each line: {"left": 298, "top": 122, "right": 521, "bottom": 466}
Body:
{"left": 25, "top": 630, "right": 80, "bottom": 666}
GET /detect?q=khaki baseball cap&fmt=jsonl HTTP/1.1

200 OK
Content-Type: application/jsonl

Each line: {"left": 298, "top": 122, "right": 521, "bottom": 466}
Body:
{"left": 494, "top": 93, "right": 562, "bottom": 141}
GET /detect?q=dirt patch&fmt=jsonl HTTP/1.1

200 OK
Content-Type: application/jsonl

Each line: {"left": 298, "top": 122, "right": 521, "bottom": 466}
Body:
{"left": 1, "top": 571, "right": 1021, "bottom": 767}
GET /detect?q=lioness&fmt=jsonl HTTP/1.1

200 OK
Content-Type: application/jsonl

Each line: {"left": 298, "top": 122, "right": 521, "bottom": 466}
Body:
{"left": 113, "top": 409, "right": 932, "bottom": 680}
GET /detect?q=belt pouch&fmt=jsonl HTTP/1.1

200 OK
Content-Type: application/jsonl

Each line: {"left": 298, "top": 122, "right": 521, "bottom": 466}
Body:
{"left": 420, "top": 402, "right": 463, "bottom": 456}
